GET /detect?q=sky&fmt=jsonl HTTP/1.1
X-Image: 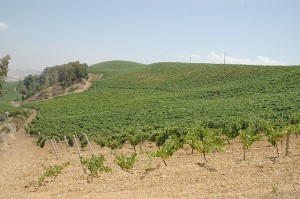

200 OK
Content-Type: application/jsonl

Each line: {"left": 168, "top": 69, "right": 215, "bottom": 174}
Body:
{"left": 1, "top": 0, "right": 300, "bottom": 70}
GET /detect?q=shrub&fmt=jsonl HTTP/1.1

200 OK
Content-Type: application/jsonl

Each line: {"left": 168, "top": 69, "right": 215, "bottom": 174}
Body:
{"left": 115, "top": 153, "right": 137, "bottom": 171}
{"left": 37, "top": 162, "right": 70, "bottom": 186}
{"left": 0, "top": 114, "right": 5, "bottom": 122}
{"left": 153, "top": 135, "right": 182, "bottom": 166}
{"left": 37, "top": 135, "right": 47, "bottom": 148}
{"left": 9, "top": 109, "right": 30, "bottom": 118}
{"left": 81, "top": 155, "right": 112, "bottom": 176}
{"left": 66, "top": 135, "right": 74, "bottom": 147}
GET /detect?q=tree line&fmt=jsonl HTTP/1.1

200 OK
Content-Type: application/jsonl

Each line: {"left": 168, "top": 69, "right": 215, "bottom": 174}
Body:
{"left": 17, "top": 61, "right": 88, "bottom": 100}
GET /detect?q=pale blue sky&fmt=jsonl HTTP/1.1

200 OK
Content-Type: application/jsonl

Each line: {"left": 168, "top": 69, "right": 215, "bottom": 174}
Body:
{"left": 1, "top": 0, "right": 299, "bottom": 70}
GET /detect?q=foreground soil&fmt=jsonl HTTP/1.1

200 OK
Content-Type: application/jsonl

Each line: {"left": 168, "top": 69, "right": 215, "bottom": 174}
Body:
{"left": 1, "top": 113, "right": 300, "bottom": 199}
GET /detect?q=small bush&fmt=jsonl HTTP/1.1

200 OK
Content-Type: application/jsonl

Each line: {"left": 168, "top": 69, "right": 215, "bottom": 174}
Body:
{"left": 8, "top": 109, "right": 30, "bottom": 118}
{"left": 81, "top": 155, "right": 112, "bottom": 176}
{"left": 115, "top": 153, "right": 137, "bottom": 171}
{"left": 14, "top": 97, "right": 20, "bottom": 102}
{"left": 0, "top": 114, "right": 5, "bottom": 122}
{"left": 37, "top": 135, "right": 47, "bottom": 148}
{"left": 66, "top": 135, "right": 74, "bottom": 147}
{"left": 37, "top": 162, "right": 70, "bottom": 186}
{"left": 95, "top": 137, "right": 107, "bottom": 148}
{"left": 271, "top": 185, "right": 279, "bottom": 194}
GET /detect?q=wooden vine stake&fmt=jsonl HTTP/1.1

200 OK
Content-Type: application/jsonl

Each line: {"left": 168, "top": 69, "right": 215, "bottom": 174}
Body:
{"left": 64, "top": 136, "right": 72, "bottom": 154}
{"left": 53, "top": 138, "right": 59, "bottom": 151}
{"left": 44, "top": 139, "right": 49, "bottom": 148}
{"left": 50, "top": 139, "right": 59, "bottom": 159}
{"left": 58, "top": 138, "right": 64, "bottom": 152}
{"left": 280, "top": 117, "right": 283, "bottom": 146}
{"left": 73, "top": 135, "right": 87, "bottom": 174}
{"left": 285, "top": 119, "right": 291, "bottom": 156}
{"left": 84, "top": 133, "right": 95, "bottom": 157}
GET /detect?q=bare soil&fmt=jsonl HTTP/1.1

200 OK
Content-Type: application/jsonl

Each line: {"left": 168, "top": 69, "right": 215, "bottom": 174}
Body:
{"left": 1, "top": 111, "right": 300, "bottom": 199}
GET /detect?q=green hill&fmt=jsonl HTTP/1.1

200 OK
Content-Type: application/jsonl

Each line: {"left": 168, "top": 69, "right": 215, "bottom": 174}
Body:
{"left": 25, "top": 62, "right": 300, "bottom": 137}
{"left": 88, "top": 60, "right": 146, "bottom": 78}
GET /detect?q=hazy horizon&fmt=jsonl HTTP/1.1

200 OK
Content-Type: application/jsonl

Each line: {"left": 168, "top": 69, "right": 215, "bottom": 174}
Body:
{"left": 1, "top": 0, "right": 299, "bottom": 70}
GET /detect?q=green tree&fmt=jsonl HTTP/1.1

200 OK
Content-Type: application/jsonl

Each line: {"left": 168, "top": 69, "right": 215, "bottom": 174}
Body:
{"left": 18, "top": 61, "right": 88, "bottom": 99}
{"left": 0, "top": 54, "right": 10, "bottom": 96}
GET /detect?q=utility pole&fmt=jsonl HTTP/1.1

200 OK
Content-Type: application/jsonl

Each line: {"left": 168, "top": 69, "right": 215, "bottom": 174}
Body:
{"left": 224, "top": 52, "right": 226, "bottom": 64}
{"left": 190, "top": 57, "right": 192, "bottom": 64}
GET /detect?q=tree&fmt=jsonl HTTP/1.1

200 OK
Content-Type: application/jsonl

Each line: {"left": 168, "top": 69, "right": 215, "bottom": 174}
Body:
{"left": 17, "top": 61, "right": 88, "bottom": 100}
{"left": 0, "top": 54, "right": 10, "bottom": 96}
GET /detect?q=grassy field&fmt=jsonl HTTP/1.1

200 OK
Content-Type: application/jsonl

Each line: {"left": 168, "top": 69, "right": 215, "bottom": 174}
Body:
{"left": 22, "top": 61, "right": 300, "bottom": 138}
{"left": 0, "top": 81, "right": 22, "bottom": 113}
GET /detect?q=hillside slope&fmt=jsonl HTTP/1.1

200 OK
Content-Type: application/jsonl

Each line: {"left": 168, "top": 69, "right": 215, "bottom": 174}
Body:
{"left": 88, "top": 60, "right": 146, "bottom": 78}
{"left": 2, "top": 61, "right": 300, "bottom": 198}
{"left": 0, "top": 81, "right": 22, "bottom": 113}
{"left": 25, "top": 62, "right": 300, "bottom": 137}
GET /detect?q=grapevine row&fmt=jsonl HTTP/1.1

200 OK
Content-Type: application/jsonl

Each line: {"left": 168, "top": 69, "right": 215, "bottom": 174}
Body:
{"left": 32, "top": 117, "right": 300, "bottom": 166}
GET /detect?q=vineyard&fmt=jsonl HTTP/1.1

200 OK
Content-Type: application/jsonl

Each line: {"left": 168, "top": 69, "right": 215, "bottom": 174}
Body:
{"left": 2, "top": 120, "right": 300, "bottom": 198}
{"left": 1, "top": 60, "right": 300, "bottom": 198}
{"left": 23, "top": 61, "right": 300, "bottom": 173}
{"left": 24, "top": 61, "right": 300, "bottom": 139}
{"left": 88, "top": 60, "right": 147, "bottom": 78}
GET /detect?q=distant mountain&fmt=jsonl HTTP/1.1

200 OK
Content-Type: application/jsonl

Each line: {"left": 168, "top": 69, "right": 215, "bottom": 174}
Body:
{"left": 5, "top": 69, "right": 41, "bottom": 82}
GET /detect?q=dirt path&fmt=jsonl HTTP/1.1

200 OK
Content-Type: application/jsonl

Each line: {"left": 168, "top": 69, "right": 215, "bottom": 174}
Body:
{"left": 0, "top": 110, "right": 41, "bottom": 198}
{"left": 73, "top": 73, "right": 103, "bottom": 94}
